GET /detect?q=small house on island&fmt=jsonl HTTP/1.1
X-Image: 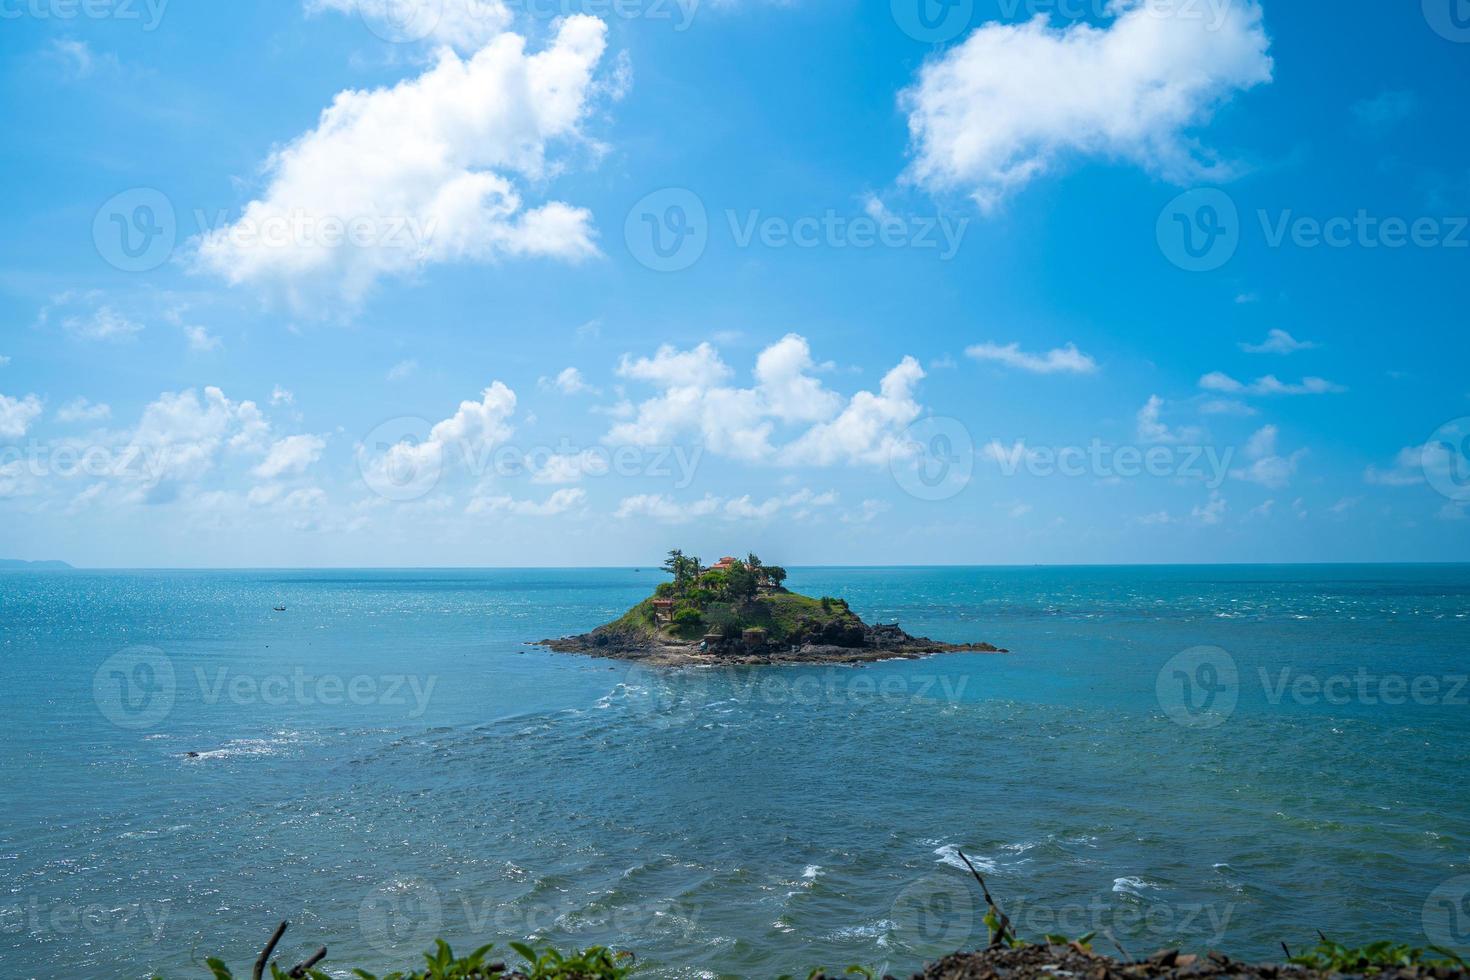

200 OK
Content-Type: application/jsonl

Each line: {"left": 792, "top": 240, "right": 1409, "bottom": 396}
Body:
{"left": 652, "top": 598, "right": 675, "bottom": 624}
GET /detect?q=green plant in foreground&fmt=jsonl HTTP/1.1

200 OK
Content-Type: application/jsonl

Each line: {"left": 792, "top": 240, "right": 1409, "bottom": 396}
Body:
{"left": 170, "top": 940, "right": 635, "bottom": 980}
{"left": 1287, "top": 937, "right": 1468, "bottom": 974}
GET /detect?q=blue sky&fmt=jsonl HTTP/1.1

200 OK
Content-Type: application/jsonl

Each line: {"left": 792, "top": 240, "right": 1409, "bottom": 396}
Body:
{"left": 1, "top": 0, "right": 1468, "bottom": 567}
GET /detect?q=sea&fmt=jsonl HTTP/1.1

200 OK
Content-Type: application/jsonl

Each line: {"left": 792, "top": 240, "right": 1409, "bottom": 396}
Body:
{"left": 2, "top": 565, "right": 1468, "bottom": 979}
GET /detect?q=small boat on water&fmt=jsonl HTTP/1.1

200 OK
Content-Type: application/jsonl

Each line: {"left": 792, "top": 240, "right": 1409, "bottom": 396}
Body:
{"left": 272, "top": 605, "right": 286, "bottom": 612}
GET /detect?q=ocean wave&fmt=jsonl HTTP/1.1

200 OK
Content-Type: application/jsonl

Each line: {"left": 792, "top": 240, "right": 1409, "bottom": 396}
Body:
{"left": 182, "top": 733, "right": 309, "bottom": 761}
{"left": 934, "top": 844, "right": 996, "bottom": 873}
{"left": 1111, "top": 875, "right": 1159, "bottom": 897}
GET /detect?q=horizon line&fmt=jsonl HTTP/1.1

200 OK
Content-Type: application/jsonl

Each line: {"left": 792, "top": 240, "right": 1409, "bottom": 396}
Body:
{"left": 6, "top": 560, "right": 1470, "bottom": 572}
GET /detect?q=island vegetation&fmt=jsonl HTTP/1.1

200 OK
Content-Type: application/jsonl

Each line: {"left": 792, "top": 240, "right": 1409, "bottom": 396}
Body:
{"left": 536, "top": 550, "right": 1005, "bottom": 665}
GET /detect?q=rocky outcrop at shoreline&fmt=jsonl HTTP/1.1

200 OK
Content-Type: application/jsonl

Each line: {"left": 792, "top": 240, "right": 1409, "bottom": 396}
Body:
{"left": 535, "top": 618, "right": 1005, "bottom": 666}
{"left": 823, "top": 945, "right": 1470, "bottom": 980}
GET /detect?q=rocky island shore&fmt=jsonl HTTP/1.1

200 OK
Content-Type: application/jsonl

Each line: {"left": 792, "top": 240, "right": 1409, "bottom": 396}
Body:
{"left": 535, "top": 550, "right": 1005, "bottom": 666}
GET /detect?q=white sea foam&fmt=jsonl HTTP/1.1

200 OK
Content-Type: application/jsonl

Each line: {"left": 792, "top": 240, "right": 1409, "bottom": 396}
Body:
{"left": 184, "top": 733, "right": 305, "bottom": 761}
{"left": 934, "top": 844, "right": 997, "bottom": 873}
{"left": 1111, "top": 875, "right": 1158, "bottom": 897}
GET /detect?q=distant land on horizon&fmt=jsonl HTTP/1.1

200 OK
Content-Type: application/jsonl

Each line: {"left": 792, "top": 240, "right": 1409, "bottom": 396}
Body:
{"left": 0, "top": 559, "right": 73, "bottom": 569}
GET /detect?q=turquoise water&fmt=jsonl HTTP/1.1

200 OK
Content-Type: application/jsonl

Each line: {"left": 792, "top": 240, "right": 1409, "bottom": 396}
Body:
{"left": 2, "top": 565, "right": 1469, "bottom": 979}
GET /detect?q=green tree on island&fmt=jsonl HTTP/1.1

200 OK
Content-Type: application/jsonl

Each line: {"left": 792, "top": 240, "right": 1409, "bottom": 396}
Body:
{"left": 660, "top": 549, "right": 700, "bottom": 591}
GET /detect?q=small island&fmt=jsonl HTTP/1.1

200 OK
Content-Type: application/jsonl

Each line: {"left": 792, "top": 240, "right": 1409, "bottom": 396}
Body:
{"left": 536, "top": 551, "right": 1007, "bottom": 666}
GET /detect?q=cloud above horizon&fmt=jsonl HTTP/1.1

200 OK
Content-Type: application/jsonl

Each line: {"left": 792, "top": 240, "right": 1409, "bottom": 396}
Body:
{"left": 606, "top": 335, "right": 923, "bottom": 468}
{"left": 196, "top": 17, "right": 608, "bottom": 312}
{"left": 1200, "top": 372, "right": 1345, "bottom": 396}
{"left": 899, "top": 0, "right": 1273, "bottom": 208}
{"left": 306, "top": 0, "right": 512, "bottom": 53}
{"left": 966, "top": 341, "right": 1097, "bottom": 375}
{"left": 1240, "top": 329, "right": 1317, "bottom": 355}
{"left": 1230, "top": 424, "right": 1305, "bottom": 489}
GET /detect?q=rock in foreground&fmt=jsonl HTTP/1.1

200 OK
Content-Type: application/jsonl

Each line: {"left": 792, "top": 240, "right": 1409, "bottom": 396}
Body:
{"left": 831, "top": 945, "right": 1470, "bottom": 980}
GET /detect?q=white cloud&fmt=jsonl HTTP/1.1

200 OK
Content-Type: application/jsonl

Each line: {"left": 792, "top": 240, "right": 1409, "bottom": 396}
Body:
{"left": 1136, "top": 395, "right": 1200, "bottom": 445}
{"left": 0, "top": 393, "right": 44, "bottom": 439}
{"left": 539, "top": 366, "right": 598, "bottom": 395}
{"left": 981, "top": 439, "right": 1044, "bottom": 470}
{"left": 0, "top": 355, "right": 10, "bottom": 367}
{"left": 307, "top": 0, "right": 513, "bottom": 54}
{"left": 778, "top": 357, "right": 925, "bottom": 466}
{"left": 1230, "top": 424, "right": 1305, "bottom": 489}
{"left": 387, "top": 359, "right": 419, "bottom": 382}
{"left": 63, "top": 306, "right": 143, "bottom": 342}
{"left": 48, "top": 38, "right": 102, "bottom": 79}
{"left": 282, "top": 487, "right": 329, "bottom": 510}
{"left": 965, "top": 341, "right": 1097, "bottom": 375}
{"left": 249, "top": 484, "right": 328, "bottom": 512}
{"left": 608, "top": 335, "right": 926, "bottom": 469}
{"left": 121, "top": 387, "right": 270, "bottom": 502}
{"left": 183, "top": 324, "right": 223, "bottom": 352}
{"left": 1240, "top": 329, "right": 1316, "bottom": 354}
{"left": 1365, "top": 442, "right": 1457, "bottom": 487}
{"left": 899, "top": 0, "right": 1272, "bottom": 208}
{"left": 841, "top": 498, "right": 890, "bottom": 525}
{"left": 56, "top": 398, "right": 111, "bottom": 424}
{"left": 361, "top": 382, "right": 517, "bottom": 485}
{"left": 1198, "top": 372, "right": 1242, "bottom": 392}
{"left": 722, "top": 488, "right": 837, "bottom": 521}
{"left": 254, "top": 434, "right": 327, "bottom": 479}
{"left": 617, "top": 342, "right": 732, "bottom": 390}
{"left": 196, "top": 17, "right": 607, "bottom": 311}
{"left": 614, "top": 493, "right": 722, "bottom": 523}
{"left": 1192, "top": 490, "right": 1227, "bottom": 525}
{"left": 529, "top": 449, "right": 607, "bottom": 484}
{"left": 1199, "top": 372, "right": 1344, "bottom": 396}
{"left": 755, "top": 334, "right": 843, "bottom": 421}
{"left": 271, "top": 385, "right": 295, "bottom": 406}
{"left": 467, "top": 487, "right": 586, "bottom": 516}
{"left": 1199, "top": 398, "right": 1256, "bottom": 416}
{"left": 615, "top": 488, "right": 837, "bottom": 524}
